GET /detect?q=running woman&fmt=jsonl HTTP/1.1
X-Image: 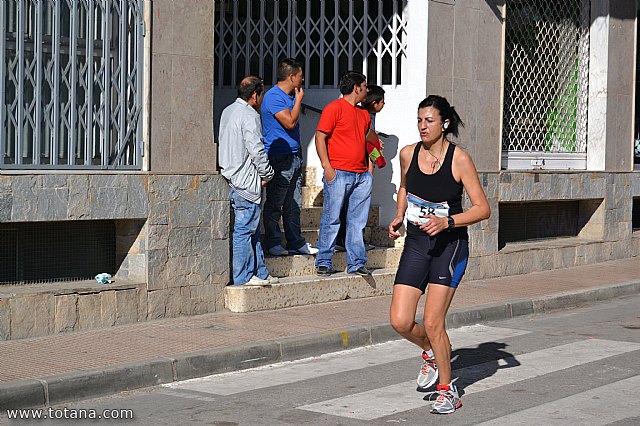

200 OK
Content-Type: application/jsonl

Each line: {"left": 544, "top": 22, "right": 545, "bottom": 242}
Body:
{"left": 388, "top": 95, "right": 490, "bottom": 414}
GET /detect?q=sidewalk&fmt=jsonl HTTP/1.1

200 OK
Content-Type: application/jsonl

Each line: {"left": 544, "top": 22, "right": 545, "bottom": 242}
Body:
{"left": 1, "top": 257, "right": 639, "bottom": 409}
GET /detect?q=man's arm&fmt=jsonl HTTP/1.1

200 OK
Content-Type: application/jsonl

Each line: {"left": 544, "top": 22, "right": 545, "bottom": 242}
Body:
{"left": 315, "top": 130, "right": 335, "bottom": 183}
{"left": 243, "top": 113, "right": 274, "bottom": 182}
{"left": 273, "top": 87, "right": 304, "bottom": 129}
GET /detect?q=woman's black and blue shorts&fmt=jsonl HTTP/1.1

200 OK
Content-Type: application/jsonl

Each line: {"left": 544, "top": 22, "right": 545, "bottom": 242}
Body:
{"left": 394, "top": 233, "right": 469, "bottom": 293}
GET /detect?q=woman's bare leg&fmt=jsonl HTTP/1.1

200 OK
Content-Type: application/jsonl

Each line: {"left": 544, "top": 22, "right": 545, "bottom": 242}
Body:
{"left": 422, "top": 284, "right": 457, "bottom": 384}
{"left": 390, "top": 284, "right": 432, "bottom": 351}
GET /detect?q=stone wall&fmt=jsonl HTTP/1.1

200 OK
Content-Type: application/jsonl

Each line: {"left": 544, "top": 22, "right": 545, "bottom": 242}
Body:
{"left": 145, "top": 174, "right": 230, "bottom": 317}
{"left": 463, "top": 171, "right": 640, "bottom": 280}
{"left": 0, "top": 172, "right": 231, "bottom": 340}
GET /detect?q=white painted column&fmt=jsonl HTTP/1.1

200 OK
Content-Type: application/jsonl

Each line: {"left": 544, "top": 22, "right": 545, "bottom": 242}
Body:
{"left": 587, "top": 0, "right": 610, "bottom": 171}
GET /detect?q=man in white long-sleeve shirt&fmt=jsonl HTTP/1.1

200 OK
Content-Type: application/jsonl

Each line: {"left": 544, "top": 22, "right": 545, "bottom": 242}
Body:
{"left": 219, "top": 76, "right": 278, "bottom": 287}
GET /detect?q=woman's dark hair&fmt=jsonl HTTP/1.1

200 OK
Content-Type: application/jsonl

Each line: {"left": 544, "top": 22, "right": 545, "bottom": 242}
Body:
{"left": 237, "top": 76, "right": 264, "bottom": 101}
{"left": 339, "top": 71, "right": 366, "bottom": 95}
{"left": 418, "top": 95, "right": 464, "bottom": 137}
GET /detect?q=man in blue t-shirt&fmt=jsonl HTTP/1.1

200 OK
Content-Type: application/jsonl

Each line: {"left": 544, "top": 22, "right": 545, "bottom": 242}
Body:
{"left": 261, "top": 58, "right": 318, "bottom": 256}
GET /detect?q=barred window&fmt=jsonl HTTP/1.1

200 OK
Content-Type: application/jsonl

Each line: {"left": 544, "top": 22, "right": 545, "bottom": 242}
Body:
{"left": 1, "top": 0, "right": 144, "bottom": 169}
{"left": 214, "top": 0, "right": 407, "bottom": 88}
{"left": 502, "top": 0, "right": 590, "bottom": 154}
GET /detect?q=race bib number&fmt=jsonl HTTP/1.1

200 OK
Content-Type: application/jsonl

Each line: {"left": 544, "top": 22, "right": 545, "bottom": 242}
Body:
{"left": 405, "top": 193, "right": 450, "bottom": 226}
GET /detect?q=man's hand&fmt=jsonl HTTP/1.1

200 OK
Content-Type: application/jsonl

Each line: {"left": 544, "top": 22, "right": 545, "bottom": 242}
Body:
{"left": 295, "top": 87, "right": 304, "bottom": 103}
{"left": 323, "top": 164, "right": 336, "bottom": 183}
{"left": 388, "top": 216, "right": 403, "bottom": 240}
{"left": 261, "top": 179, "right": 268, "bottom": 187}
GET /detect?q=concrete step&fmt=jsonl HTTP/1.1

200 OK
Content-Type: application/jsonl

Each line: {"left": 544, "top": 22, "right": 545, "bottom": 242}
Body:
{"left": 277, "top": 226, "right": 394, "bottom": 248}
{"left": 301, "top": 185, "right": 323, "bottom": 207}
{"left": 294, "top": 205, "right": 379, "bottom": 229}
{"left": 265, "top": 246, "right": 402, "bottom": 277}
{"left": 225, "top": 268, "right": 397, "bottom": 312}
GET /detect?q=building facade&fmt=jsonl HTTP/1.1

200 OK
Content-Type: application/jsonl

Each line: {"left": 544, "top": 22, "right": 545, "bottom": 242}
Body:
{"left": 1, "top": 0, "right": 639, "bottom": 339}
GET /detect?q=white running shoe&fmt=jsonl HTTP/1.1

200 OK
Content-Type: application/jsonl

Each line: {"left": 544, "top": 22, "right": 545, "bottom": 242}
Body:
{"left": 268, "top": 245, "right": 289, "bottom": 256}
{"left": 430, "top": 384, "right": 461, "bottom": 414}
{"left": 292, "top": 243, "right": 318, "bottom": 255}
{"left": 417, "top": 351, "right": 439, "bottom": 389}
{"left": 242, "top": 275, "right": 270, "bottom": 286}
{"left": 265, "top": 275, "right": 279, "bottom": 284}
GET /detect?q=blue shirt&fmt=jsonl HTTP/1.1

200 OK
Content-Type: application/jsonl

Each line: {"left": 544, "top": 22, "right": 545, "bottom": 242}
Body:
{"left": 261, "top": 86, "right": 301, "bottom": 156}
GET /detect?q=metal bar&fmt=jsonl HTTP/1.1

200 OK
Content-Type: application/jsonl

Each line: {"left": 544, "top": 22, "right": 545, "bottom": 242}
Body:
{"left": 86, "top": 0, "right": 95, "bottom": 165}
{"left": 0, "top": 0, "right": 7, "bottom": 165}
{"left": 231, "top": 0, "right": 237, "bottom": 82}
{"left": 52, "top": 0, "right": 61, "bottom": 165}
{"left": 333, "top": 0, "right": 338, "bottom": 85}
{"left": 272, "top": 0, "right": 278, "bottom": 80}
{"left": 376, "top": 0, "right": 382, "bottom": 85}
{"left": 244, "top": 0, "right": 250, "bottom": 75}
{"left": 347, "top": 0, "right": 353, "bottom": 70}
{"left": 135, "top": 0, "right": 143, "bottom": 165}
{"left": 216, "top": 0, "right": 225, "bottom": 87}
{"left": 117, "top": 0, "right": 127, "bottom": 167}
{"left": 363, "top": 0, "right": 368, "bottom": 77}
{"left": 318, "top": 0, "right": 324, "bottom": 88}
{"left": 391, "top": 1, "right": 398, "bottom": 87}
{"left": 258, "top": 0, "right": 264, "bottom": 78}
{"left": 287, "top": 0, "right": 292, "bottom": 57}
{"left": 304, "top": 0, "right": 309, "bottom": 84}
{"left": 101, "top": 0, "right": 111, "bottom": 168}
{"left": 34, "top": 0, "right": 44, "bottom": 165}
{"left": 16, "top": 0, "right": 25, "bottom": 164}
{"left": 69, "top": 0, "right": 79, "bottom": 165}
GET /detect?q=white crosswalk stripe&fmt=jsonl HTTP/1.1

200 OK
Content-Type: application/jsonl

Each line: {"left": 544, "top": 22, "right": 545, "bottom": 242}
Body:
{"left": 298, "top": 339, "right": 640, "bottom": 420}
{"left": 165, "top": 324, "right": 530, "bottom": 396}
{"left": 476, "top": 375, "right": 640, "bottom": 426}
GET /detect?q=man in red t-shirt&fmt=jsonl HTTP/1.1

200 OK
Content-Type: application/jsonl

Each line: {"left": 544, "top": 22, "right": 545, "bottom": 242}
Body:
{"left": 314, "top": 71, "right": 375, "bottom": 276}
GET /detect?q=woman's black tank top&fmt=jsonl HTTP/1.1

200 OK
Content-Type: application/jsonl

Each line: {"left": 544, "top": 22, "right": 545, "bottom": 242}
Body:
{"left": 405, "top": 142, "right": 467, "bottom": 238}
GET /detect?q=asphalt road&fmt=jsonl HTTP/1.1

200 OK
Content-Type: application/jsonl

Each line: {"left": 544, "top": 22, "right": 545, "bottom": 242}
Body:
{"left": 4, "top": 294, "right": 640, "bottom": 425}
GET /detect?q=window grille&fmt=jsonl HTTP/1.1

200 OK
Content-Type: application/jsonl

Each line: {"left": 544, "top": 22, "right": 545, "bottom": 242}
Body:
{"left": 214, "top": 0, "right": 407, "bottom": 88}
{"left": 502, "top": 0, "right": 590, "bottom": 155}
{"left": 1, "top": 0, "right": 144, "bottom": 169}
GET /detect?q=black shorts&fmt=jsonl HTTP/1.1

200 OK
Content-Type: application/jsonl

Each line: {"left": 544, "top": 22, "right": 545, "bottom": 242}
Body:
{"left": 394, "top": 233, "right": 469, "bottom": 292}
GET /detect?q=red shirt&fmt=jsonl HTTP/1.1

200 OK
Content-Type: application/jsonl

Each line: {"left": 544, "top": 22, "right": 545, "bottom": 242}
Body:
{"left": 317, "top": 98, "right": 370, "bottom": 173}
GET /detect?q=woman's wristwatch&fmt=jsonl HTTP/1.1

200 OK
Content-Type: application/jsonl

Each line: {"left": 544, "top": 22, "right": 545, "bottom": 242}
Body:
{"left": 447, "top": 216, "right": 455, "bottom": 229}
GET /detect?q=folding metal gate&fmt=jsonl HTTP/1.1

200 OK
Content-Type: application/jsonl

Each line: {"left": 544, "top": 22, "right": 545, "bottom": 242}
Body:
{"left": 1, "top": 0, "right": 144, "bottom": 169}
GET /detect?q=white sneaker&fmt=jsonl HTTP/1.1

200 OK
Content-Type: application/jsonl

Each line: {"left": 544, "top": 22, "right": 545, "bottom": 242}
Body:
{"left": 242, "top": 275, "right": 270, "bottom": 286}
{"left": 430, "top": 384, "right": 461, "bottom": 414}
{"left": 268, "top": 245, "right": 289, "bottom": 256}
{"left": 265, "top": 275, "right": 279, "bottom": 284}
{"left": 417, "top": 351, "right": 439, "bottom": 389}
{"left": 292, "top": 243, "right": 318, "bottom": 255}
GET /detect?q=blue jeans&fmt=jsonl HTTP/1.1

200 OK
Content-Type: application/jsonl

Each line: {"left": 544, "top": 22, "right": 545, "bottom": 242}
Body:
{"left": 230, "top": 189, "right": 269, "bottom": 285}
{"left": 316, "top": 170, "right": 372, "bottom": 272}
{"left": 263, "top": 154, "right": 305, "bottom": 250}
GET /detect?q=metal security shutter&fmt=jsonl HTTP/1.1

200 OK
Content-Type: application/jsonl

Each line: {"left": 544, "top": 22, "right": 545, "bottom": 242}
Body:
{"left": 0, "top": 220, "right": 115, "bottom": 285}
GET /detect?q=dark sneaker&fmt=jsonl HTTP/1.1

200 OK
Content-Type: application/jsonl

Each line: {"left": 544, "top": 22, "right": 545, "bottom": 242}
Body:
{"left": 349, "top": 266, "right": 372, "bottom": 276}
{"left": 316, "top": 266, "right": 333, "bottom": 275}
{"left": 417, "top": 351, "right": 438, "bottom": 390}
{"left": 430, "top": 384, "right": 461, "bottom": 414}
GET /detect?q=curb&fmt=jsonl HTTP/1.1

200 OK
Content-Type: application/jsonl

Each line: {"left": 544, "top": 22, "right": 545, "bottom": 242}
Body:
{"left": 1, "top": 280, "right": 639, "bottom": 409}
